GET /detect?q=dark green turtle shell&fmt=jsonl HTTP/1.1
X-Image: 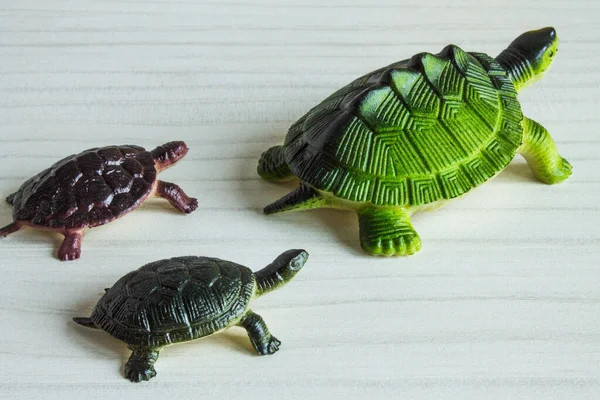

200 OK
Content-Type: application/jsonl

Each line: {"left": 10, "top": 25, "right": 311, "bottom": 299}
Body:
{"left": 90, "top": 256, "right": 255, "bottom": 347}
{"left": 283, "top": 45, "right": 523, "bottom": 206}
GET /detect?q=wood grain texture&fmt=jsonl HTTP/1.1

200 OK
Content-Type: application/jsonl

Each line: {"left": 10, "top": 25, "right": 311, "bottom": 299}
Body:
{"left": 0, "top": 1, "right": 598, "bottom": 399}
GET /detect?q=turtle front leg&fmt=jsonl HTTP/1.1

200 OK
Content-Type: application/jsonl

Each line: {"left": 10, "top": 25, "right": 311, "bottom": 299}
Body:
{"left": 154, "top": 180, "right": 199, "bottom": 214}
{"left": 124, "top": 346, "right": 160, "bottom": 383}
{"left": 57, "top": 230, "right": 84, "bottom": 261}
{"left": 518, "top": 117, "right": 572, "bottom": 184}
{"left": 239, "top": 310, "right": 281, "bottom": 355}
{"left": 358, "top": 206, "right": 422, "bottom": 256}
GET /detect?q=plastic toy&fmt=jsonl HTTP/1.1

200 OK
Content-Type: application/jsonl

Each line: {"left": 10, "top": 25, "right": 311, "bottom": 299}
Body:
{"left": 73, "top": 249, "right": 308, "bottom": 382}
{"left": 258, "top": 27, "right": 570, "bottom": 256}
{"left": 0, "top": 142, "right": 197, "bottom": 260}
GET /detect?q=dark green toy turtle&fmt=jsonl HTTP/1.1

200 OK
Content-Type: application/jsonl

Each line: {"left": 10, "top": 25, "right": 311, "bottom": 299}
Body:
{"left": 73, "top": 249, "right": 308, "bottom": 382}
{"left": 258, "top": 27, "right": 571, "bottom": 256}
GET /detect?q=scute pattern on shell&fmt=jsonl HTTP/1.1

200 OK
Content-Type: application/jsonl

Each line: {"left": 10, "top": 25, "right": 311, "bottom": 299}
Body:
{"left": 91, "top": 256, "right": 256, "bottom": 347}
{"left": 9, "top": 145, "right": 156, "bottom": 229}
{"left": 283, "top": 45, "right": 523, "bottom": 206}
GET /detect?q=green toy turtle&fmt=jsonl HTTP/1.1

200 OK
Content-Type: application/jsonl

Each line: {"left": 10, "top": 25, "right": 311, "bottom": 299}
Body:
{"left": 73, "top": 249, "right": 308, "bottom": 382}
{"left": 258, "top": 27, "right": 571, "bottom": 256}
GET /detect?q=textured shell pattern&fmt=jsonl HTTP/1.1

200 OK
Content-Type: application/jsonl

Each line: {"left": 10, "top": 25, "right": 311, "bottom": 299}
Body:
{"left": 283, "top": 45, "right": 524, "bottom": 206}
{"left": 9, "top": 146, "right": 156, "bottom": 229}
{"left": 91, "top": 257, "right": 256, "bottom": 347}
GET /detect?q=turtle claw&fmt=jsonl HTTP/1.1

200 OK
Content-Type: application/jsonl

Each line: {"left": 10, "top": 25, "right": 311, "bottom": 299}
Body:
{"left": 550, "top": 157, "right": 572, "bottom": 184}
{"left": 184, "top": 198, "right": 199, "bottom": 214}
{"left": 58, "top": 247, "right": 81, "bottom": 261}
{"left": 124, "top": 364, "right": 156, "bottom": 383}
{"left": 362, "top": 233, "right": 422, "bottom": 257}
{"left": 253, "top": 336, "right": 281, "bottom": 355}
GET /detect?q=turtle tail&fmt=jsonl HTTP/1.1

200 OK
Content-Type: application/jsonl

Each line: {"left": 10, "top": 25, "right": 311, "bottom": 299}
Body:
{"left": 73, "top": 317, "right": 99, "bottom": 329}
{"left": 6, "top": 192, "right": 16, "bottom": 205}
{"left": 254, "top": 249, "right": 309, "bottom": 297}
{"left": 0, "top": 222, "right": 21, "bottom": 238}
{"left": 257, "top": 146, "right": 293, "bottom": 182}
{"left": 264, "top": 183, "right": 328, "bottom": 215}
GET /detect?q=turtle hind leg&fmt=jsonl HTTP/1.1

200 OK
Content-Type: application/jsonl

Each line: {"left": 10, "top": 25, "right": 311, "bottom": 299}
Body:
{"left": 72, "top": 317, "right": 99, "bottom": 329}
{"left": 239, "top": 311, "right": 281, "bottom": 355}
{"left": 518, "top": 117, "right": 572, "bottom": 184}
{"left": 124, "top": 346, "right": 160, "bottom": 383}
{"left": 0, "top": 222, "right": 21, "bottom": 238}
{"left": 358, "top": 207, "right": 422, "bottom": 256}
{"left": 257, "top": 146, "right": 293, "bottom": 182}
{"left": 264, "top": 183, "right": 328, "bottom": 215}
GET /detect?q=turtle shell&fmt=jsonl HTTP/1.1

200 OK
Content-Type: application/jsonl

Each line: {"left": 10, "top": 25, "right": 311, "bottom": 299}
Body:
{"left": 90, "top": 256, "right": 256, "bottom": 347}
{"left": 283, "top": 45, "right": 524, "bottom": 206}
{"left": 9, "top": 145, "right": 156, "bottom": 230}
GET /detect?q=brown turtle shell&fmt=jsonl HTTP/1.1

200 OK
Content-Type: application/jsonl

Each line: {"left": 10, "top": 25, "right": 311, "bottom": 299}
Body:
{"left": 9, "top": 145, "right": 157, "bottom": 230}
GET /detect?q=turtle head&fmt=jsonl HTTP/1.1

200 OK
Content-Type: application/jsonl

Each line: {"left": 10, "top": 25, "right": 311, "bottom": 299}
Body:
{"left": 497, "top": 27, "right": 558, "bottom": 91}
{"left": 254, "top": 249, "right": 309, "bottom": 297}
{"left": 151, "top": 141, "right": 189, "bottom": 171}
{"left": 513, "top": 27, "right": 559, "bottom": 76}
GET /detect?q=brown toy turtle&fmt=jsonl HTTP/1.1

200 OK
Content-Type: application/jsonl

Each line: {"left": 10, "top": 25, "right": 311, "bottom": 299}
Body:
{"left": 0, "top": 141, "right": 198, "bottom": 261}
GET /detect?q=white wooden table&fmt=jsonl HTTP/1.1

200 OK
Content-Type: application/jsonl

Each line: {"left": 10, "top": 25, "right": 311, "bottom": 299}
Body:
{"left": 1, "top": 1, "right": 598, "bottom": 399}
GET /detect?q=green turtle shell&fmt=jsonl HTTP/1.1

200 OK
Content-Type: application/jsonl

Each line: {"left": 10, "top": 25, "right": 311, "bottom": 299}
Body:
{"left": 90, "top": 256, "right": 255, "bottom": 347}
{"left": 283, "top": 45, "right": 523, "bottom": 206}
